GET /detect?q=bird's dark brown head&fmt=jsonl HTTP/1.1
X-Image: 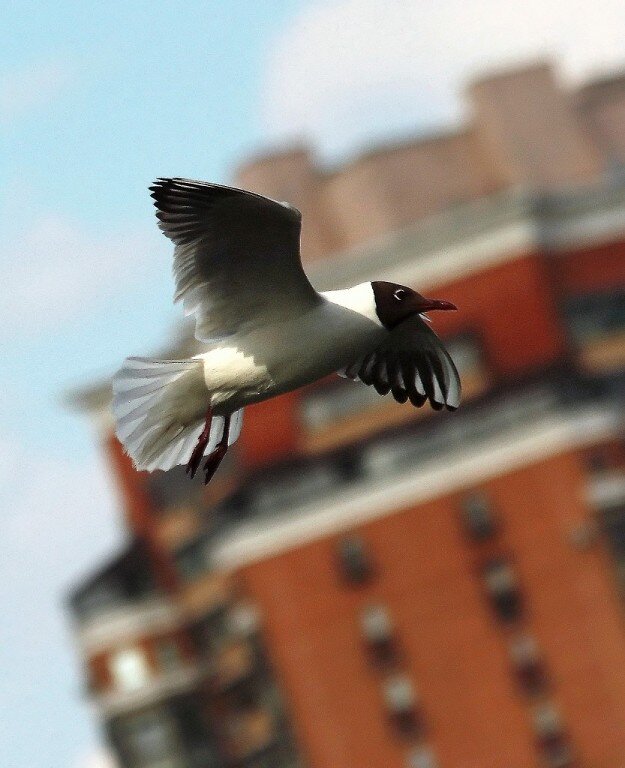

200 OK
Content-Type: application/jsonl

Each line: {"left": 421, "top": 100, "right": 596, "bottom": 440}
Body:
{"left": 371, "top": 281, "right": 457, "bottom": 330}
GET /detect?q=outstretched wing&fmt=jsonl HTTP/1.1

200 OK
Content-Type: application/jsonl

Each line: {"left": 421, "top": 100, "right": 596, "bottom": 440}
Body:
{"left": 151, "top": 178, "right": 322, "bottom": 341}
{"left": 340, "top": 315, "right": 461, "bottom": 411}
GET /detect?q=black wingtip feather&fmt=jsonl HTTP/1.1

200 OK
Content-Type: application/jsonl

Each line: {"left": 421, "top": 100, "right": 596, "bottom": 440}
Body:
{"left": 392, "top": 387, "right": 409, "bottom": 404}
{"left": 408, "top": 390, "right": 427, "bottom": 408}
{"left": 358, "top": 354, "right": 376, "bottom": 386}
{"left": 415, "top": 355, "right": 436, "bottom": 405}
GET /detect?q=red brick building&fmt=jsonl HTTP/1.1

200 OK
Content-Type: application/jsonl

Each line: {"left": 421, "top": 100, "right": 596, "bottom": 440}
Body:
{"left": 68, "top": 62, "right": 625, "bottom": 768}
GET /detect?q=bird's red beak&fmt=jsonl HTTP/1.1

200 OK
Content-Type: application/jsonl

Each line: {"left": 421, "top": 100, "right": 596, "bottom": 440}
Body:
{"left": 418, "top": 297, "right": 457, "bottom": 312}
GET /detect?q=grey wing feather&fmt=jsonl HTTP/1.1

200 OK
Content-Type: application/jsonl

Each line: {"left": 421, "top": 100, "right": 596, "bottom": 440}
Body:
{"left": 340, "top": 315, "right": 461, "bottom": 411}
{"left": 150, "top": 178, "right": 322, "bottom": 341}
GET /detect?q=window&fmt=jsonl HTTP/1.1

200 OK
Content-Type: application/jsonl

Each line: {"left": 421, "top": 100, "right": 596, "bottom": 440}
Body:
{"left": 565, "top": 289, "right": 625, "bottom": 344}
{"left": 383, "top": 675, "right": 420, "bottom": 735}
{"left": 361, "top": 605, "right": 396, "bottom": 664}
{"left": 156, "top": 640, "right": 181, "bottom": 672}
{"left": 191, "top": 605, "right": 230, "bottom": 654}
{"left": 175, "top": 539, "right": 209, "bottom": 582}
{"left": 482, "top": 558, "right": 523, "bottom": 622}
{"left": 597, "top": 502, "right": 625, "bottom": 596}
{"left": 461, "top": 492, "right": 497, "bottom": 540}
{"left": 407, "top": 746, "right": 439, "bottom": 768}
{"left": 361, "top": 605, "right": 393, "bottom": 643}
{"left": 301, "top": 380, "right": 389, "bottom": 433}
{"left": 337, "top": 535, "right": 374, "bottom": 584}
{"left": 118, "top": 709, "right": 185, "bottom": 768}
{"left": 445, "top": 333, "right": 488, "bottom": 399}
{"left": 213, "top": 641, "right": 256, "bottom": 692}
{"left": 508, "top": 634, "right": 547, "bottom": 695}
{"left": 227, "top": 603, "right": 261, "bottom": 638}
{"left": 587, "top": 448, "right": 610, "bottom": 474}
{"left": 565, "top": 289, "right": 625, "bottom": 374}
{"left": 384, "top": 675, "right": 417, "bottom": 713}
{"left": 173, "top": 697, "right": 222, "bottom": 767}
{"left": 533, "top": 703, "right": 563, "bottom": 739}
{"left": 253, "top": 464, "right": 340, "bottom": 514}
{"left": 69, "top": 541, "right": 156, "bottom": 622}
{"left": 225, "top": 707, "right": 276, "bottom": 762}
{"left": 445, "top": 334, "right": 484, "bottom": 374}
{"left": 363, "top": 385, "right": 561, "bottom": 480}
{"left": 533, "top": 704, "right": 574, "bottom": 767}
{"left": 109, "top": 647, "right": 151, "bottom": 691}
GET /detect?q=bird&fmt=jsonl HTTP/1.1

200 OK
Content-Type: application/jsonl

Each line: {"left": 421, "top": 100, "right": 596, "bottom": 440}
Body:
{"left": 113, "top": 178, "right": 461, "bottom": 485}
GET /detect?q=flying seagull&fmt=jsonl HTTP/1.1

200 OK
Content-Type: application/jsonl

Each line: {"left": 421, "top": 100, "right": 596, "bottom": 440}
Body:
{"left": 113, "top": 179, "right": 461, "bottom": 484}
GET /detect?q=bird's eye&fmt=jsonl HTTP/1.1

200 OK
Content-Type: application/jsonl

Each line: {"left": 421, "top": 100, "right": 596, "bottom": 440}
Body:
{"left": 393, "top": 288, "right": 407, "bottom": 301}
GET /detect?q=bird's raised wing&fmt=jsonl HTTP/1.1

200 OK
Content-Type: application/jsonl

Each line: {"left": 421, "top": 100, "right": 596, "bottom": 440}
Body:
{"left": 340, "top": 315, "right": 461, "bottom": 411}
{"left": 150, "top": 178, "right": 322, "bottom": 341}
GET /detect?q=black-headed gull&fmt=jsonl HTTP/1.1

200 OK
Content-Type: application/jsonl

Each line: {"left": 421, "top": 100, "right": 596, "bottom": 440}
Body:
{"left": 113, "top": 179, "right": 460, "bottom": 484}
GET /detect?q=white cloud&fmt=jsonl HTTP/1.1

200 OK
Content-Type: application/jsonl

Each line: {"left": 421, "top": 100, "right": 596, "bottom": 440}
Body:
{"left": 261, "top": 0, "right": 625, "bottom": 160}
{"left": 1, "top": 439, "right": 119, "bottom": 570}
{"left": 0, "top": 213, "right": 163, "bottom": 337}
{"left": 0, "top": 57, "right": 73, "bottom": 125}
{"left": 0, "top": 427, "right": 122, "bottom": 767}
{"left": 0, "top": 433, "right": 123, "bottom": 656}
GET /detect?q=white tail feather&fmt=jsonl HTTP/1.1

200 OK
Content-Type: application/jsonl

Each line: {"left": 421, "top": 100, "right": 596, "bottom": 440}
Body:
{"left": 112, "top": 356, "right": 244, "bottom": 472}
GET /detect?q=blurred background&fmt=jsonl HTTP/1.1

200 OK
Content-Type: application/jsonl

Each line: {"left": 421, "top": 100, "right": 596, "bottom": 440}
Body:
{"left": 3, "top": 2, "right": 625, "bottom": 767}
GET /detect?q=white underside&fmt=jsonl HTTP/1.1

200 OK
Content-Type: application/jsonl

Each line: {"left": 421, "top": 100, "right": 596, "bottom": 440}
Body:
{"left": 112, "top": 284, "right": 386, "bottom": 472}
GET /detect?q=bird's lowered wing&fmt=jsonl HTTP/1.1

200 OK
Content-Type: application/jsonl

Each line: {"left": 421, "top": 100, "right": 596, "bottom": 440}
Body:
{"left": 340, "top": 314, "right": 461, "bottom": 411}
{"left": 151, "top": 178, "right": 322, "bottom": 341}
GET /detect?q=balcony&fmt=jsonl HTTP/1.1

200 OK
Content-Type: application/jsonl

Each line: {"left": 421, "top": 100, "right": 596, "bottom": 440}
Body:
{"left": 96, "top": 661, "right": 206, "bottom": 718}
{"left": 75, "top": 597, "right": 183, "bottom": 655}
{"left": 212, "top": 397, "right": 619, "bottom": 570}
{"left": 587, "top": 470, "right": 625, "bottom": 510}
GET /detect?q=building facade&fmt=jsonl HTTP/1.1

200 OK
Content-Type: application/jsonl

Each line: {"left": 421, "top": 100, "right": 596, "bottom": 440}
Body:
{"left": 68, "top": 61, "right": 625, "bottom": 768}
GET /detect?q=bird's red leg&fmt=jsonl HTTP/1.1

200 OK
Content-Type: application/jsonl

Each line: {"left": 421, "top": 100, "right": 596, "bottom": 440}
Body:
{"left": 202, "top": 415, "right": 230, "bottom": 486}
{"left": 186, "top": 407, "right": 213, "bottom": 478}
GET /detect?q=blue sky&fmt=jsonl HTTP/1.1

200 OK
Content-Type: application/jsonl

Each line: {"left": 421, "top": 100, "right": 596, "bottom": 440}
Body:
{"left": 3, "top": 1, "right": 625, "bottom": 766}
{"left": 1, "top": 4, "right": 305, "bottom": 767}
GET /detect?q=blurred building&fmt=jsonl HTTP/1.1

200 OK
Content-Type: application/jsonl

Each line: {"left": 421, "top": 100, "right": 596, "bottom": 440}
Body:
{"left": 67, "top": 61, "right": 625, "bottom": 768}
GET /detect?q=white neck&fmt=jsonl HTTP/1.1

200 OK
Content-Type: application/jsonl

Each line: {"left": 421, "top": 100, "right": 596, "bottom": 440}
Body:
{"left": 321, "top": 283, "right": 383, "bottom": 327}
